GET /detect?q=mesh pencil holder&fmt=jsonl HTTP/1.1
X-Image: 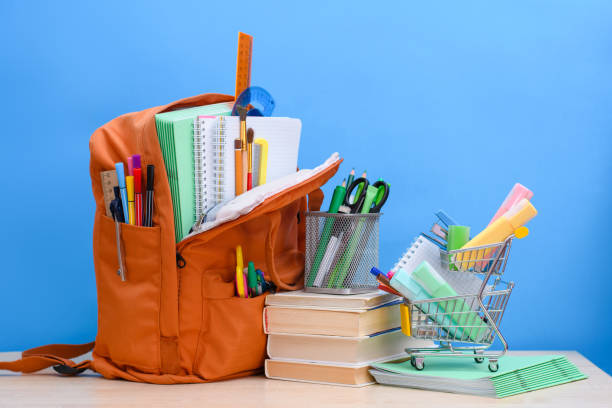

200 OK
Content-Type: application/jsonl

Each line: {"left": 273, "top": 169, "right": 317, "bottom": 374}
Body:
{"left": 304, "top": 212, "right": 380, "bottom": 294}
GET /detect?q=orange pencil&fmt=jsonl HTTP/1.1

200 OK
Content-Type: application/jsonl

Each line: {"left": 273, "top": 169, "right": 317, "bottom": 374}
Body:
{"left": 234, "top": 139, "right": 243, "bottom": 195}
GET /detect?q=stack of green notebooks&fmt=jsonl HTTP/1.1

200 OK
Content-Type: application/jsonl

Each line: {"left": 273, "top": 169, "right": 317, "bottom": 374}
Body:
{"left": 155, "top": 102, "right": 233, "bottom": 242}
{"left": 369, "top": 355, "right": 587, "bottom": 398}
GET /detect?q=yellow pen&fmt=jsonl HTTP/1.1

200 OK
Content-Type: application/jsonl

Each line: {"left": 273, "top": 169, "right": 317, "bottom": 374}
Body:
{"left": 235, "top": 245, "right": 246, "bottom": 298}
{"left": 126, "top": 175, "right": 135, "bottom": 225}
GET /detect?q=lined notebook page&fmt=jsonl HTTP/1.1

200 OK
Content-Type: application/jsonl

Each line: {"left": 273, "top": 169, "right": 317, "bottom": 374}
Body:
{"left": 193, "top": 116, "right": 302, "bottom": 220}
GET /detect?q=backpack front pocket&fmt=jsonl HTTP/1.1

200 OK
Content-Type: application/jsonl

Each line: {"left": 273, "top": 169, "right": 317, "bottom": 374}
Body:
{"left": 93, "top": 213, "right": 162, "bottom": 373}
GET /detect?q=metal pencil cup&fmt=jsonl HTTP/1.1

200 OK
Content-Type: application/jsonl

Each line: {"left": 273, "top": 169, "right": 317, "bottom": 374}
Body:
{"left": 304, "top": 211, "right": 380, "bottom": 294}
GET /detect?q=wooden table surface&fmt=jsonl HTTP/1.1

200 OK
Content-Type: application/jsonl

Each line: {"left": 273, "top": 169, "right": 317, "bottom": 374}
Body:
{"left": 1, "top": 351, "right": 610, "bottom": 407}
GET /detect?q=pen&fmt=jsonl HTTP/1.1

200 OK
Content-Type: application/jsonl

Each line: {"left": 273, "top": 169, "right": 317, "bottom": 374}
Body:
{"left": 133, "top": 154, "right": 142, "bottom": 226}
{"left": 115, "top": 163, "right": 130, "bottom": 223}
{"left": 144, "top": 165, "right": 154, "bottom": 227}
{"left": 126, "top": 175, "right": 135, "bottom": 225}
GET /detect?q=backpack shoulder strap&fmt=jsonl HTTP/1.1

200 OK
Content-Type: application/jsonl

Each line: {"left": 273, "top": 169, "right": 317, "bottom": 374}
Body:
{"left": 0, "top": 342, "right": 94, "bottom": 375}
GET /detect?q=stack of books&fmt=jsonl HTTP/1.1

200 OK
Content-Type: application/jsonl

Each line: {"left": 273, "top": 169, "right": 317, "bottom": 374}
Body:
{"left": 370, "top": 354, "right": 587, "bottom": 398}
{"left": 263, "top": 290, "right": 431, "bottom": 386}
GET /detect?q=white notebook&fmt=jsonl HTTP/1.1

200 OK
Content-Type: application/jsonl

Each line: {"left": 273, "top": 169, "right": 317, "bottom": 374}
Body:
{"left": 393, "top": 235, "right": 485, "bottom": 296}
{"left": 193, "top": 116, "right": 302, "bottom": 221}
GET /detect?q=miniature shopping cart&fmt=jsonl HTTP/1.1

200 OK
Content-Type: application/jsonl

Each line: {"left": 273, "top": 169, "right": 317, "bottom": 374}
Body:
{"left": 402, "top": 235, "right": 520, "bottom": 373}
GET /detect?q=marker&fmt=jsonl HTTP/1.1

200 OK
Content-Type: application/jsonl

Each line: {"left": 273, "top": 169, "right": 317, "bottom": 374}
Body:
{"left": 144, "top": 165, "right": 155, "bottom": 227}
{"left": 126, "top": 176, "right": 135, "bottom": 225}
{"left": 115, "top": 163, "right": 129, "bottom": 223}
{"left": 127, "top": 156, "right": 134, "bottom": 176}
{"left": 133, "top": 155, "right": 142, "bottom": 226}
{"left": 247, "top": 261, "right": 257, "bottom": 296}
{"left": 246, "top": 128, "right": 254, "bottom": 191}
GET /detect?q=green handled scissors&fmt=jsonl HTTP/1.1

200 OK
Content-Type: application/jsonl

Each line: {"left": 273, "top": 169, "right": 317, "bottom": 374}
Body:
{"left": 344, "top": 177, "right": 389, "bottom": 214}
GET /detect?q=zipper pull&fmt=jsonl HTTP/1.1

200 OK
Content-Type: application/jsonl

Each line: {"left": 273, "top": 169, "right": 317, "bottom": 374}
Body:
{"left": 176, "top": 251, "right": 186, "bottom": 269}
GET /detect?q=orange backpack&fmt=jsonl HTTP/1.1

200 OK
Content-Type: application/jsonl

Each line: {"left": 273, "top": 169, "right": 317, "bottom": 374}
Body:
{"left": 0, "top": 93, "right": 340, "bottom": 383}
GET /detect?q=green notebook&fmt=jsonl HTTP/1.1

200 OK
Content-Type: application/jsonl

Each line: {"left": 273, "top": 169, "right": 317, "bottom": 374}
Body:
{"left": 155, "top": 102, "right": 233, "bottom": 242}
{"left": 370, "top": 355, "right": 587, "bottom": 398}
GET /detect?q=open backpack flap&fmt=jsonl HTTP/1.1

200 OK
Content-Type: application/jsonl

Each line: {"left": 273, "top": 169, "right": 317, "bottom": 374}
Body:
{"left": 0, "top": 93, "right": 341, "bottom": 383}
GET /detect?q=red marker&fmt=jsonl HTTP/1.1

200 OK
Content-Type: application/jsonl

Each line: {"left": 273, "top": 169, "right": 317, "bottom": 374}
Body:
{"left": 133, "top": 154, "right": 143, "bottom": 226}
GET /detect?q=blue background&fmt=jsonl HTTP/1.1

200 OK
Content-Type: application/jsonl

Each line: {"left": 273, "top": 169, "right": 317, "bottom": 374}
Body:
{"left": 1, "top": 1, "right": 611, "bottom": 375}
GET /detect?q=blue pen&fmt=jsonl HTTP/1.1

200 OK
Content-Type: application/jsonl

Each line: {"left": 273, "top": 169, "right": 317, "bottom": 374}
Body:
{"left": 115, "top": 162, "right": 129, "bottom": 223}
{"left": 256, "top": 269, "right": 266, "bottom": 293}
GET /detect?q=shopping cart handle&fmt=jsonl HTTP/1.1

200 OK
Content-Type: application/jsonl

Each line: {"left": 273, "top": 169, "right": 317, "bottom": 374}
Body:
{"left": 514, "top": 226, "right": 529, "bottom": 239}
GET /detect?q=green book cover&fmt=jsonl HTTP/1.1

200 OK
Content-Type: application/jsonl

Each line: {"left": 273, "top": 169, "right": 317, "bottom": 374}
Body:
{"left": 155, "top": 102, "right": 233, "bottom": 242}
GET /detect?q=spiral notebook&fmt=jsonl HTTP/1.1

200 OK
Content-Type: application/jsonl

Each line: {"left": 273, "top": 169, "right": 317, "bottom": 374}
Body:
{"left": 193, "top": 116, "right": 302, "bottom": 221}
{"left": 155, "top": 102, "right": 233, "bottom": 242}
{"left": 392, "top": 235, "right": 484, "bottom": 296}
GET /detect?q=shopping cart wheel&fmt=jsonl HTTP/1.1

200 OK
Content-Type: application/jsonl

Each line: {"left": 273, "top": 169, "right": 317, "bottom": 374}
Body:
{"left": 488, "top": 360, "right": 499, "bottom": 372}
{"left": 474, "top": 350, "right": 484, "bottom": 363}
{"left": 411, "top": 357, "right": 425, "bottom": 371}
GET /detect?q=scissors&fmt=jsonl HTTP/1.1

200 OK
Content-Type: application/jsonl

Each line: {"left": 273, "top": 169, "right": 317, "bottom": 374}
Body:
{"left": 343, "top": 177, "right": 390, "bottom": 213}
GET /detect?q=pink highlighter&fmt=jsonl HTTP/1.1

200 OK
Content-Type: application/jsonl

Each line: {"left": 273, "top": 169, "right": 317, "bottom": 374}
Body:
{"left": 488, "top": 183, "right": 533, "bottom": 226}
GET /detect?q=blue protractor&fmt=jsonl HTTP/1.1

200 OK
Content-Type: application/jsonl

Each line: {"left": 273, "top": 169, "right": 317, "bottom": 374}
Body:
{"left": 231, "top": 86, "right": 276, "bottom": 117}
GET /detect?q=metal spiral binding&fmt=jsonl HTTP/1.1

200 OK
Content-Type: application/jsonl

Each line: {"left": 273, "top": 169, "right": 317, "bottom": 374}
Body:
{"left": 392, "top": 236, "right": 424, "bottom": 273}
{"left": 193, "top": 118, "right": 208, "bottom": 220}
{"left": 211, "top": 117, "right": 228, "bottom": 204}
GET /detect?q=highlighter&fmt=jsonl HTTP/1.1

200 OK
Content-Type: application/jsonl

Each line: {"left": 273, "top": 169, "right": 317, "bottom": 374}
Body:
{"left": 458, "top": 199, "right": 537, "bottom": 269}
{"left": 126, "top": 176, "right": 135, "bottom": 225}
{"left": 254, "top": 138, "right": 268, "bottom": 185}
{"left": 115, "top": 163, "right": 129, "bottom": 223}
{"left": 488, "top": 183, "right": 533, "bottom": 226}
{"left": 235, "top": 245, "right": 246, "bottom": 298}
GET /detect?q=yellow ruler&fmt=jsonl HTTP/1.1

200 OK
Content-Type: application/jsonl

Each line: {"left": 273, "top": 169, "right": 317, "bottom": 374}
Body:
{"left": 234, "top": 32, "right": 253, "bottom": 100}
{"left": 100, "top": 170, "right": 118, "bottom": 217}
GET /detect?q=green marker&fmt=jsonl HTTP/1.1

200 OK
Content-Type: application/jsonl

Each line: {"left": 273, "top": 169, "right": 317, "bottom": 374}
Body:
{"left": 447, "top": 225, "right": 470, "bottom": 270}
{"left": 247, "top": 261, "right": 257, "bottom": 297}
{"left": 306, "top": 180, "right": 347, "bottom": 287}
{"left": 327, "top": 184, "right": 378, "bottom": 288}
